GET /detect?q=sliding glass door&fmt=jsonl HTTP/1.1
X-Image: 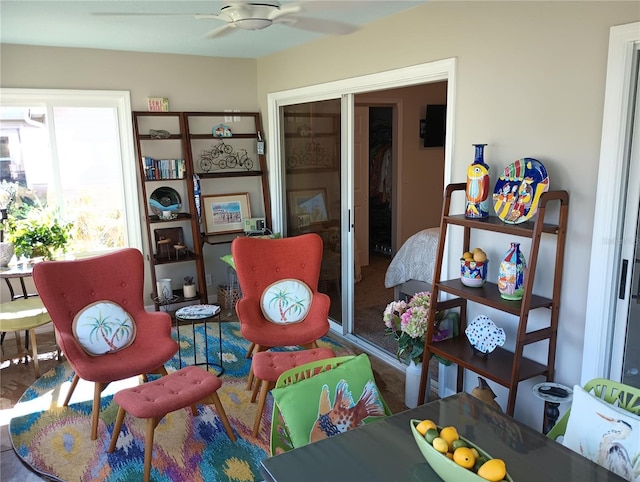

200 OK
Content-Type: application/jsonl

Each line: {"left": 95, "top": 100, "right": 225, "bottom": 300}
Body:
{"left": 281, "top": 99, "right": 343, "bottom": 325}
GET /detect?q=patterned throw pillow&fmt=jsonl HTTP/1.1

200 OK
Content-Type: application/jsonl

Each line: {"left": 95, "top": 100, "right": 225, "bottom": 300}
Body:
{"left": 562, "top": 385, "right": 640, "bottom": 481}
{"left": 72, "top": 301, "right": 136, "bottom": 356}
{"left": 271, "top": 354, "right": 389, "bottom": 449}
{"left": 260, "top": 279, "right": 312, "bottom": 324}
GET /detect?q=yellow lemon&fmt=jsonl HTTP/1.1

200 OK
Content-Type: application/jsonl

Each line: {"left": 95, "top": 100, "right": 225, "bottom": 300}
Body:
{"left": 472, "top": 247, "right": 483, "bottom": 254}
{"left": 432, "top": 437, "right": 449, "bottom": 454}
{"left": 473, "top": 250, "right": 487, "bottom": 262}
{"left": 453, "top": 447, "right": 476, "bottom": 469}
{"left": 462, "top": 251, "right": 474, "bottom": 260}
{"left": 477, "top": 459, "right": 507, "bottom": 481}
{"left": 416, "top": 419, "right": 437, "bottom": 436}
{"left": 439, "top": 426, "right": 459, "bottom": 451}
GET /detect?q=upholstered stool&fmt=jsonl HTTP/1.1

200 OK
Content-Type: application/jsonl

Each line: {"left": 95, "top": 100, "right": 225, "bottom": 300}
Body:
{"left": 250, "top": 347, "right": 335, "bottom": 437}
{"left": 108, "top": 366, "right": 236, "bottom": 482}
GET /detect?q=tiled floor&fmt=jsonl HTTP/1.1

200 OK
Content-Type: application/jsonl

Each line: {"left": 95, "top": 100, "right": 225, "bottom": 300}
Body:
{"left": 0, "top": 321, "right": 409, "bottom": 480}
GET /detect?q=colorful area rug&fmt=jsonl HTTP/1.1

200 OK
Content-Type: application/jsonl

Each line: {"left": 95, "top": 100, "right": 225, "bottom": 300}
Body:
{"left": 9, "top": 322, "right": 352, "bottom": 481}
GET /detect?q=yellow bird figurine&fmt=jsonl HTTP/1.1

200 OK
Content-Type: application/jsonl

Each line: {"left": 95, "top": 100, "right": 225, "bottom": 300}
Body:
{"left": 471, "top": 376, "right": 502, "bottom": 411}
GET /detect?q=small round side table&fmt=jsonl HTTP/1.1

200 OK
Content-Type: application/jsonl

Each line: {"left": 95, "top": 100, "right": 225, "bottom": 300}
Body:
{"left": 175, "top": 304, "right": 224, "bottom": 376}
{"left": 533, "top": 382, "right": 573, "bottom": 434}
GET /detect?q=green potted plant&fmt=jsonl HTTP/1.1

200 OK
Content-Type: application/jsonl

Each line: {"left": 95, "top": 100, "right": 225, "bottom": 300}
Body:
{"left": 7, "top": 209, "right": 73, "bottom": 261}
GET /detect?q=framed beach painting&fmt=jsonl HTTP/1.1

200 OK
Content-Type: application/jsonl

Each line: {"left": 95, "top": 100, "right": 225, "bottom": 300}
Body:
{"left": 288, "top": 189, "right": 329, "bottom": 226}
{"left": 202, "top": 193, "right": 251, "bottom": 235}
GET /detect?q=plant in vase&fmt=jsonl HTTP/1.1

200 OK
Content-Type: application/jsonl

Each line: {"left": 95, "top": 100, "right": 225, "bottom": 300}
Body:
{"left": 8, "top": 209, "right": 73, "bottom": 261}
{"left": 183, "top": 276, "right": 197, "bottom": 299}
{"left": 383, "top": 291, "right": 459, "bottom": 408}
{"left": 383, "top": 291, "right": 459, "bottom": 366}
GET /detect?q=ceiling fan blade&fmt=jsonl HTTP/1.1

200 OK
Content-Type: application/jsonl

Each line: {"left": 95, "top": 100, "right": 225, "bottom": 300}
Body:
{"left": 205, "top": 23, "right": 238, "bottom": 39}
{"left": 91, "top": 11, "right": 213, "bottom": 17}
{"left": 268, "top": 3, "right": 302, "bottom": 21}
{"left": 277, "top": 16, "right": 358, "bottom": 35}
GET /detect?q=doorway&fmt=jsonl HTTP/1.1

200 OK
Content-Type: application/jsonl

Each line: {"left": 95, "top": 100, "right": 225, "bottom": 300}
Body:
{"left": 354, "top": 105, "right": 396, "bottom": 356}
{"left": 266, "top": 59, "right": 456, "bottom": 369}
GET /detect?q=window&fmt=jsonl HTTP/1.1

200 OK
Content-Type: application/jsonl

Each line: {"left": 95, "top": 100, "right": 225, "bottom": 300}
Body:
{"left": 0, "top": 89, "right": 141, "bottom": 257}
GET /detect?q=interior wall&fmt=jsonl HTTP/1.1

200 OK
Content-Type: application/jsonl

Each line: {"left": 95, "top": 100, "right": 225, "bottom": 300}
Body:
{"left": 357, "top": 82, "right": 447, "bottom": 247}
{"left": 0, "top": 45, "right": 259, "bottom": 302}
{"left": 256, "top": 1, "right": 640, "bottom": 427}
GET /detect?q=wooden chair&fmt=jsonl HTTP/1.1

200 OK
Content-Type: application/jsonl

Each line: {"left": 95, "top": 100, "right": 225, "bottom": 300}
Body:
{"left": 33, "top": 248, "right": 178, "bottom": 440}
{"left": 232, "top": 233, "right": 331, "bottom": 390}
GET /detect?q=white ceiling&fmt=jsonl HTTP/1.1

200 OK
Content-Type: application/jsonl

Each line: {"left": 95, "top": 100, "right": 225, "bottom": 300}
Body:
{"left": 0, "top": 1, "right": 426, "bottom": 58}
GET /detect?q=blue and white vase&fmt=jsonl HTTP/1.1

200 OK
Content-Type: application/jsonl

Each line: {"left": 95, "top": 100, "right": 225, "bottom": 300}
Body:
{"left": 497, "top": 242, "right": 527, "bottom": 300}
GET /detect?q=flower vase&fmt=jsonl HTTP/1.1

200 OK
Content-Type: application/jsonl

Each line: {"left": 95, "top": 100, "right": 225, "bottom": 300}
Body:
{"left": 465, "top": 144, "right": 490, "bottom": 219}
{"left": 497, "top": 242, "right": 527, "bottom": 300}
{"left": 405, "top": 360, "right": 423, "bottom": 409}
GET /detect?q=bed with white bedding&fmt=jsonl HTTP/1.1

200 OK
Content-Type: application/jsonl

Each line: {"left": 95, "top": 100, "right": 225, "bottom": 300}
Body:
{"left": 384, "top": 227, "right": 439, "bottom": 299}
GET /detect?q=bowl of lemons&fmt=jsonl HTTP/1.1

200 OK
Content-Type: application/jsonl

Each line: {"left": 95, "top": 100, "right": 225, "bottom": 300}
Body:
{"left": 460, "top": 248, "right": 489, "bottom": 288}
{"left": 410, "top": 419, "right": 513, "bottom": 482}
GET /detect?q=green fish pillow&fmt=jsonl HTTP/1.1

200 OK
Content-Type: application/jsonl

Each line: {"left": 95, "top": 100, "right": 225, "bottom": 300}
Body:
{"left": 271, "top": 353, "right": 391, "bottom": 449}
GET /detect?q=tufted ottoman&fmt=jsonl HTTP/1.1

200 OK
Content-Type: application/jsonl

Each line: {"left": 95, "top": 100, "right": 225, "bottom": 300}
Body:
{"left": 108, "top": 365, "right": 235, "bottom": 482}
{"left": 250, "top": 347, "right": 336, "bottom": 437}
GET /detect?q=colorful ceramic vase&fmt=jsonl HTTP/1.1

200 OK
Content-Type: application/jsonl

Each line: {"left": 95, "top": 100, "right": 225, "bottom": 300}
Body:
{"left": 497, "top": 242, "right": 527, "bottom": 300}
{"left": 465, "top": 144, "right": 490, "bottom": 218}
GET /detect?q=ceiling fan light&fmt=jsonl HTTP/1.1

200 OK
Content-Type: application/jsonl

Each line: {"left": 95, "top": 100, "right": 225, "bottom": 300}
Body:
{"left": 234, "top": 18, "right": 273, "bottom": 30}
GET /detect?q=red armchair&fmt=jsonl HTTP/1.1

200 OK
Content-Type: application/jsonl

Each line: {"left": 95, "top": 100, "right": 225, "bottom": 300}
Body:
{"left": 232, "top": 233, "right": 331, "bottom": 388}
{"left": 32, "top": 248, "right": 178, "bottom": 440}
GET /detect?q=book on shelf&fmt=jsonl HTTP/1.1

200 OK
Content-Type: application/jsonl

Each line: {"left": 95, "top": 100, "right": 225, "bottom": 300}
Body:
{"left": 142, "top": 157, "right": 185, "bottom": 180}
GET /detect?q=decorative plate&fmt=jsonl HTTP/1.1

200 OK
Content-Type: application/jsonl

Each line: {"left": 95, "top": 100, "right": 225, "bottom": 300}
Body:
{"left": 492, "top": 158, "right": 550, "bottom": 224}
{"left": 149, "top": 186, "right": 181, "bottom": 217}
{"left": 465, "top": 315, "right": 506, "bottom": 354}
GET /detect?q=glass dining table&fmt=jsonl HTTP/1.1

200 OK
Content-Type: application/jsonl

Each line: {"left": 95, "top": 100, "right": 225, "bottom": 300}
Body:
{"left": 260, "top": 392, "right": 625, "bottom": 482}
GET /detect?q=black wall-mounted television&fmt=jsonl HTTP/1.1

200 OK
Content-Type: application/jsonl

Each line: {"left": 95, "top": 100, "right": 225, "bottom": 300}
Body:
{"left": 423, "top": 104, "right": 446, "bottom": 148}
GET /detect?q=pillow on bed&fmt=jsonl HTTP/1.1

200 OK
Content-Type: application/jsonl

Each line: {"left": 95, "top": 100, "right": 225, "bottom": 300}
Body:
{"left": 562, "top": 385, "right": 640, "bottom": 481}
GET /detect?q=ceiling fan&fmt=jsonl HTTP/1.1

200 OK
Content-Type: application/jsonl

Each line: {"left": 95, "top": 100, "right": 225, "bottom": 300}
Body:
{"left": 94, "top": 1, "right": 359, "bottom": 40}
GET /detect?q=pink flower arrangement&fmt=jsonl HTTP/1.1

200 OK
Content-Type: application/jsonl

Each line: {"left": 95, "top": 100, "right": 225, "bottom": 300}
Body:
{"left": 383, "top": 291, "right": 458, "bottom": 365}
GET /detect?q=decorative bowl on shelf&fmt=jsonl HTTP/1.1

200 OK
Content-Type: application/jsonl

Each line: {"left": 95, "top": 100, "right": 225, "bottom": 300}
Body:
{"left": 410, "top": 420, "right": 513, "bottom": 482}
{"left": 460, "top": 258, "right": 488, "bottom": 287}
{"left": 465, "top": 315, "right": 506, "bottom": 355}
{"left": 149, "top": 186, "right": 181, "bottom": 217}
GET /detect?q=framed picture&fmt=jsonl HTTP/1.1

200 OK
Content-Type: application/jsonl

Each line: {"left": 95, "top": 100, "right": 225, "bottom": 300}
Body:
{"left": 288, "top": 189, "right": 329, "bottom": 227}
{"left": 202, "top": 193, "right": 251, "bottom": 235}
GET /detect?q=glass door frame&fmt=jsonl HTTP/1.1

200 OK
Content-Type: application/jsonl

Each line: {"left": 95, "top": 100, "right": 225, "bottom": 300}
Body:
{"left": 266, "top": 59, "right": 457, "bottom": 368}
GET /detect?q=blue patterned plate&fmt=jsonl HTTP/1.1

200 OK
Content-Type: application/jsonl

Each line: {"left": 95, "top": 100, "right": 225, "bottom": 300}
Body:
{"left": 465, "top": 315, "right": 506, "bottom": 354}
{"left": 492, "top": 158, "right": 549, "bottom": 224}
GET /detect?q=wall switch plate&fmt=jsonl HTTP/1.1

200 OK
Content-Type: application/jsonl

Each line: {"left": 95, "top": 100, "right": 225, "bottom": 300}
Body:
{"left": 224, "top": 109, "right": 233, "bottom": 123}
{"left": 206, "top": 274, "right": 212, "bottom": 286}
